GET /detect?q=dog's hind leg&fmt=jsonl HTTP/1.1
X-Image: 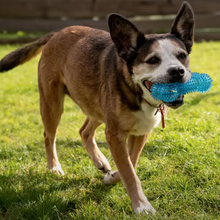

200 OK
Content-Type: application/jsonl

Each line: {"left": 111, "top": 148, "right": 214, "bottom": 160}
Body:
{"left": 79, "top": 117, "right": 111, "bottom": 173}
{"left": 128, "top": 134, "right": 149, "bottom": 168}
{"left": 39, "top": 78, "right": 65, "bottom": 175}
{"left": 103, "top": 134, "right": 148, "bottom": 184}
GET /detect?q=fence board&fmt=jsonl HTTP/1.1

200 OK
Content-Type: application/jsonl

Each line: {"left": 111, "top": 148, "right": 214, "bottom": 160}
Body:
{"left": 1, "top": 14, "right": 220, "bottom": 38}
{"left": 1, "top": 0, "right": 220, "bottom": 19}
{"left": 115, "top": 0, "right": 220, "bottom": 17}
{"left": 169, "top": 0, "right": 220, "bottom": 14}
{"left": 0, "top": 0, "right": 93, "bottom": 19}
{"left": 0, "top": 19, "right": 107, "bottom": 33}
{"left": 195, "top": 31, "right": 220, "bottom": 41}
{"left": 94, "top": 0, "right": 120, "bottom": 17}
{"left": 45, "top": 0, "right": 93, "bottom": 19}
{"left": 131, "top": 14, "right": 220, "bottom": 33}
{"left": 0, "top": 0, "right": 220, "bottom": 41}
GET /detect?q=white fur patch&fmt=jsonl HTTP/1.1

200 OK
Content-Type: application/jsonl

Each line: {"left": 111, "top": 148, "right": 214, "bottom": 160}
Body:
{"left": 156, "top": 39, "right": 191, "bottom": 83}
{"left": 131, "top": 101, "right": 161, "bottom": 135}
{"left": 103, "top": 171, "right": 120, "bottom": 185}
{"left": 134, "top": 203, "right": 156, "bottom": 215}
{"left": 48, "top": 164, "right": 65, "bottom": 175}
{"left": 133, "top": 191, "right": 156, "bottom": 215}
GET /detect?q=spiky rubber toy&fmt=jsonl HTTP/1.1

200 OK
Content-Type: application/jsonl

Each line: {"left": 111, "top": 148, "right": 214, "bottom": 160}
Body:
{"left": 151, "top": 72, "right": 212, "bottom": 103}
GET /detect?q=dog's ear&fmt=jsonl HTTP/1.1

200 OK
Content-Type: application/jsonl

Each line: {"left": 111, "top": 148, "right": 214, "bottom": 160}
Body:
{"left": 108, "top": 14, "right": 145, "bottom": 61}
{"left": 171, "top": 1, "right": 195, "bottom": 53}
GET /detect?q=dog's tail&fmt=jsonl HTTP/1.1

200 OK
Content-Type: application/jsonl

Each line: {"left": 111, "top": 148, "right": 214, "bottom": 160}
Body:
{"left": 0, "top": 32, "right": 55, "bottom": 73}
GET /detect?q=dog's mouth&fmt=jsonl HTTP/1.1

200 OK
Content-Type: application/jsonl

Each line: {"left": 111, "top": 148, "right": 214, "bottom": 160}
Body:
{"left": 143, "top": 80, "right": 153, "bottom": 92}
{"left": 143, "top": 80, "right": 184, "bottom": 109}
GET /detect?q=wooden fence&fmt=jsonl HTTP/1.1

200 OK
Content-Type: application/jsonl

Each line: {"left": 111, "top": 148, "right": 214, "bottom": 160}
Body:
{"left": 0, "top": 0, "right": 220, "bottom": 41}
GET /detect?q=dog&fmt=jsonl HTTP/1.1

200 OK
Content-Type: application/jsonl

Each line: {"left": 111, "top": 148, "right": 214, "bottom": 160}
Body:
{"left": 0, "top": 1, "right": 194, "bottom": 215}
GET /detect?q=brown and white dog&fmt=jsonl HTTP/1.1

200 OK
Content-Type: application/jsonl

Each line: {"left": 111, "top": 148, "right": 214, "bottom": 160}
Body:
{"left": 0, "top": 1, "right": 194, "bottom": 214}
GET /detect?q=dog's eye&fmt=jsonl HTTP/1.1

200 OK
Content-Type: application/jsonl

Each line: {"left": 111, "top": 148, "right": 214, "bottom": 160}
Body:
{"left": 146, "top": 56, "right": 160, "bottom": 65}
{"left": 177, "top": 52, "right": 187, "bottom": 60}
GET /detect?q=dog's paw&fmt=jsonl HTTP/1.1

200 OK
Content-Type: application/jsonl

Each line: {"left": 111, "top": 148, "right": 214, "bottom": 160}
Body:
{"left": 48, "top": 164, "right": 64, "bottom": 176}
{"left": 93, "top": 153, "right": 111, "bottom": 173}
{"left": 133, "top": 202, "right": 156, "bottom": 215}
{"left": 103, "top": 170, "right": 121, "bottom": 184}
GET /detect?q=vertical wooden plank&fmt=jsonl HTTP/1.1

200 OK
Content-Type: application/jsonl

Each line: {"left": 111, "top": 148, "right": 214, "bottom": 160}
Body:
{"left": 118, "top": 0, "right": 168, "bottom": 17}
{"left": 0, "top": 0, "right": 94, "bottom": 19}
{"left": 93, "top": 0, "right": 120, "bottom": 18}
{"left": 46, "top": 0, "right": 94, "bottom": 19}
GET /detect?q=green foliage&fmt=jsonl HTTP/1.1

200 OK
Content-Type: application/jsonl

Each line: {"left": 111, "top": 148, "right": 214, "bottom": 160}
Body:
{"left": 0, "top": 42, "right": 220, "bottom": 219}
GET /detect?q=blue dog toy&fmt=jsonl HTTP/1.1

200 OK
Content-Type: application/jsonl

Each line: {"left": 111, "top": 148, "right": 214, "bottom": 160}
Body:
{"left": 151, "top": 72, "right": 213, "bottom": 103}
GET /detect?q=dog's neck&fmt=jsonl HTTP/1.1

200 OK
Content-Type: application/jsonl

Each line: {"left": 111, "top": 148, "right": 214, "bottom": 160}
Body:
{"left": 144, "top": 98, "right": 158, "bottom": 108}
{"left": 144, "top": 98, "right": 166, "bottom": 129}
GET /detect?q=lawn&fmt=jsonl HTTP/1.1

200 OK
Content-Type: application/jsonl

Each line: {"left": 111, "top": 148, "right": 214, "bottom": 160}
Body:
{"left": 0, "top": 41, "right": 220, "bottom": 220}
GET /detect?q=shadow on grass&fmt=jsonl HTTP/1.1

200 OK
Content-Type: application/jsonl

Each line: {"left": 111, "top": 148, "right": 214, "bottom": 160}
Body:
{"left": 0, "top": 138, "right": 114, "bottom": 219}
{"left": 57, "top": 138, "right": 84, "bottom": 148}
{"left": 0, "top": 170, "right": 114, "bottom": 219}
{"left": 57, "top": 138, "right": 109, "bottom": 150}
{"left": 56, "top": 137, "right": 166, "bottom": 164}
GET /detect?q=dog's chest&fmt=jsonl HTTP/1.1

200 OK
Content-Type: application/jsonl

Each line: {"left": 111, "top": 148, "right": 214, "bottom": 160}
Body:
{"left": 131, "top": 103, "right": 161, "bottom": 135}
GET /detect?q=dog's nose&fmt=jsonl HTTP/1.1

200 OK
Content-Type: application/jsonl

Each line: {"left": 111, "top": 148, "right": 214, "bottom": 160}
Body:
{"left": 168, "top": 67, "right": 185, "bottom": 82}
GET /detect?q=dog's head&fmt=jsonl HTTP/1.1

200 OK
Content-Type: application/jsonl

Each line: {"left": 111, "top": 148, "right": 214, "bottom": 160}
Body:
{"left": 108, "top": 2, "right": 194, "bottom": 109}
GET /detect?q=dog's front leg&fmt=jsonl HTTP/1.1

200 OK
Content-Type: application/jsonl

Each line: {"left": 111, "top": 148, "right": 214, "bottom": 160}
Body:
{"left": 103, "top": 134, "right": 148, "bottom": 184}
{"left": 105, "top": 129, "right": 155, "bottom": 215}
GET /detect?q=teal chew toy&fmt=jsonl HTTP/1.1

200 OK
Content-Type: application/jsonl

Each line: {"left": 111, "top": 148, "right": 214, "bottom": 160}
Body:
{"left": 151, "top": 72, "right": 213, "bottom": 103}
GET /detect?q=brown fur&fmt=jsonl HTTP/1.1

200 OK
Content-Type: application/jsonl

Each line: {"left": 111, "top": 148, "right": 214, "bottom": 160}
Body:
{"left": 0, "top": 2, "right": 194, "bottom": 214}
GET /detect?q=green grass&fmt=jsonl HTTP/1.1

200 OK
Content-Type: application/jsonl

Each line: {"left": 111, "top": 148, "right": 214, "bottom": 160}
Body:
{"left": 0, "top": 42, "right": 220, "bottom": 220}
